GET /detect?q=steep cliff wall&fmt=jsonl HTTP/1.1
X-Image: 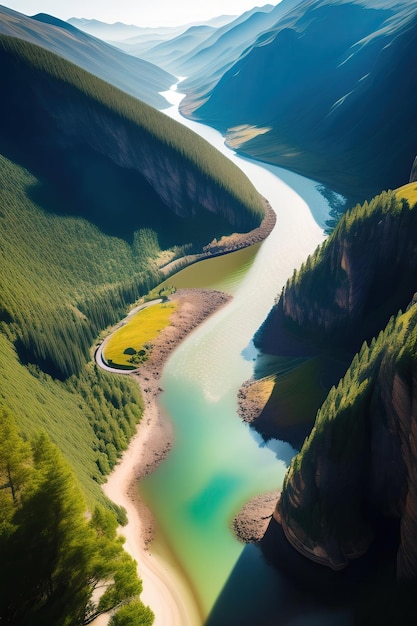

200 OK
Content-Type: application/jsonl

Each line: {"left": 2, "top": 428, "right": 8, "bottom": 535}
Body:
{"left": 276, "top": 304, "right": 417, "bottom": 579}
{"left": 0, "top": 35, "right": 264, "bottom": 247}
{"left": 256, "top": 189, "right": 417, "bottom": 356}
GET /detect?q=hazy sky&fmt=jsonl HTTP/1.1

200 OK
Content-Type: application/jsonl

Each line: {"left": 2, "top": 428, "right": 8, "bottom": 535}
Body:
{"left": 1, "top": 1, "right": 281, "bottom": 27}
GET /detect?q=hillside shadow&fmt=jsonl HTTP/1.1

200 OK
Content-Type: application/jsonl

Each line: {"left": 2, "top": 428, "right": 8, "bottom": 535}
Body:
{"left": 204, "top": 515, "right": 413, "bottom": 626}
{"left": 204, "top": 526, "right": 354, "bottom": 626}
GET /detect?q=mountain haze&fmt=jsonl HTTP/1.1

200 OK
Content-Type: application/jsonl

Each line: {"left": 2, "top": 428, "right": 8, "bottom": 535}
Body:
{"left": 141, "top": 4, "right": 276, "bottom": 78}
{"left": 182, "top": 0, "right": 417, "bottom": 202}
{"left": 0, "top": 5, "right": 174, "bottom": 109}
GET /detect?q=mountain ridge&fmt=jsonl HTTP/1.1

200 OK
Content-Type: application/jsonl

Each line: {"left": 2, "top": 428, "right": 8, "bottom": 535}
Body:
{"left": 0, "top": 5, "right": 174, "bottom": 109}
{"left": 183, "top": 0, "right": 417, "bottom": 202}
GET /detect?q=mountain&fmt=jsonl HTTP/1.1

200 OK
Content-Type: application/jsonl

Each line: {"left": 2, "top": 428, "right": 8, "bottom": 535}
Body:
{"left": 173, "top": 4, "right": 290, "bottom": 102}
{"left": 67, "top": 17, "right": 153, "bottom": 40}
{"left": 0, "top": 33, "right": 264, "bottom": 377}
{"left": 67, "top": 14, "right": 236, "bottom": 45}
{"left": 0, "top": 6, "right": 174, "bottom": 109}
{"left": 184, "top": 0, "right": 417, "bottom": 203}
{"left": 138, "top": 4, "right": 276, "bottom": 76}
{"left": 247, "top": 183, "right": 417, "bottom": 622}
{"left": 127, "top": 24, "right": 217, "bottom": 73}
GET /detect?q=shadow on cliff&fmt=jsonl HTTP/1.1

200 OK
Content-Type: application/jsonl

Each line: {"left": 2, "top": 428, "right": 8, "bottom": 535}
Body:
{"left": 204, "top": 526, "right": 354, "bottom": 626}
{"left": 204, "top": 516, "right": 417, "bottom": 626}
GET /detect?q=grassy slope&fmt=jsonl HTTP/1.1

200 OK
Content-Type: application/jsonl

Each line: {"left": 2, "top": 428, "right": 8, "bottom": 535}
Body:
{"left": 0, "top": 6, "right": 174, "bottom": 109}
{"left": 104, "top": 302, "right": 178, "bottom": 368}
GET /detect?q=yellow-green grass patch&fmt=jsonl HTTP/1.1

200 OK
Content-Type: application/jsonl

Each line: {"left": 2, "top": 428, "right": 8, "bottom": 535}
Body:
{"left": 225, "top": 124, "right": 272, "bottom": 149}
{"left": 103, "top": 301, "right": 177, "bottom": 368}
{"left": 396, "top": 182, "right": 417, "bottom": 206}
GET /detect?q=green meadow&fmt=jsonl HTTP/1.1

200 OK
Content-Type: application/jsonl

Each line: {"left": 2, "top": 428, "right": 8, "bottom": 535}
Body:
{"left": 104, "top": 302, "right": 178, "bottom": 368}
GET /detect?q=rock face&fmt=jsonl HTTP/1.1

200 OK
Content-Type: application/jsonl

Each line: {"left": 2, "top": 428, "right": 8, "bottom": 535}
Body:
{"left": 0, "top": 36, "right": 264, "bottom": 246}
{"left": 276, "top": 308, "right": 417, "bottom": 579}
{"left": 409, "top": 155, "right": 417, "bottom": 183}
{"left": 258, "top": 188, "right": 417, "bottom": 580}
{"left": 256, "top": 190, "right": 417, "bottom": 356}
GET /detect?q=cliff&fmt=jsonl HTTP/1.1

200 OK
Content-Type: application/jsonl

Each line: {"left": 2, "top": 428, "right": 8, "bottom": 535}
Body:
{"left": 256, "top": 188, "right": 417, "bottom": 356}
{"left": 253, "top": 185, "right": 417, "bottom": 580}
{"left": 276, "top": 301, "right": 417, "bottom": 579}
{"left": 0, "top": 35, "right": 264, "bottom": 248}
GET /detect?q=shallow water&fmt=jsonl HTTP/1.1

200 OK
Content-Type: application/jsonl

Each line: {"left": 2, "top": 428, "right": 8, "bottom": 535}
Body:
{"left": 139, "top": 83, "right": 350, "bottom": 624}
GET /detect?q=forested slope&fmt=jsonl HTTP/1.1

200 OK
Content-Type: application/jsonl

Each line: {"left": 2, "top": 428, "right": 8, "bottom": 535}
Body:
{"left": 251, "top": 185, "right": 417, "bottom": 623}
{"left": 0, "top": 34, "right": 265, "bottom": 625}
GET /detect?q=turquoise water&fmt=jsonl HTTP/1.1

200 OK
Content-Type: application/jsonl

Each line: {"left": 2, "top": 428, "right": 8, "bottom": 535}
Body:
{"left": 139, "top": 84, "right": 348, "bottom": 623}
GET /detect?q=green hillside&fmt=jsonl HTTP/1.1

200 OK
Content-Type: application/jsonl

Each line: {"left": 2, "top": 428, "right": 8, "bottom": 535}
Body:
{"left": 254, "top": 185, "right": 417, "bottom": 620}
{"left": 0, "top": 154, "right": 148, "bottom": 503}
{"left": 0, "top": 33, "right": 266, "bottom": 624}
{"left": 0, "top": 35, "right": 264, "bottom": 240}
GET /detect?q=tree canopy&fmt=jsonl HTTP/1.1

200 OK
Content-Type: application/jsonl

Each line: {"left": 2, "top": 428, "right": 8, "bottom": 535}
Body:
{"left": 0, "top": 411, "right": 152, "bottom": 626}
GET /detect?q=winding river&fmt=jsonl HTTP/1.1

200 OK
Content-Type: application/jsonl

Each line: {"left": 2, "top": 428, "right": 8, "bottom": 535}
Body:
{"left": 139, "top": 84, "right": 350, "bottom": 625}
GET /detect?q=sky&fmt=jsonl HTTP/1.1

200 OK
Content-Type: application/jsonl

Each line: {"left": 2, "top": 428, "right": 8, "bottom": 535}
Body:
{"left": 0, "top": 1, "right": 281, "bottom": 27}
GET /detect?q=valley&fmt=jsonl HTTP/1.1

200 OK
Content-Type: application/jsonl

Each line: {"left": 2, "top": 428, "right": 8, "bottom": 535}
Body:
{"left": 1, "top": 1, "right": 417, "bottom": 625}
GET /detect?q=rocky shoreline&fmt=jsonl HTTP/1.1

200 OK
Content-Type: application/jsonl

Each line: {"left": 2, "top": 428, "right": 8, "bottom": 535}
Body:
{"left": 232, "top": 490, "right": 280, "bottom": 543}
{"left": 160, "top": 199, "right": 276, "bottom": 276}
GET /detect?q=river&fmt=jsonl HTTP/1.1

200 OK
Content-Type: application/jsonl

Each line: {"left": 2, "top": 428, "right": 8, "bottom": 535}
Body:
{"left": 139, "top": 82, "right": 351, "bottom": 625}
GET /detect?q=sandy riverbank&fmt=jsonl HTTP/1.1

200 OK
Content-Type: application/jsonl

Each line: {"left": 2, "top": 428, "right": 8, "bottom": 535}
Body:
{"left": 100, "top": 288, "right": 231, "bottom": 626}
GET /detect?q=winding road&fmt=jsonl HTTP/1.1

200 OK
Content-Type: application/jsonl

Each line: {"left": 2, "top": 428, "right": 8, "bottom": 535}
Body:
{"left": 94, "top": 298, "right": 163, "bottom": 374}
